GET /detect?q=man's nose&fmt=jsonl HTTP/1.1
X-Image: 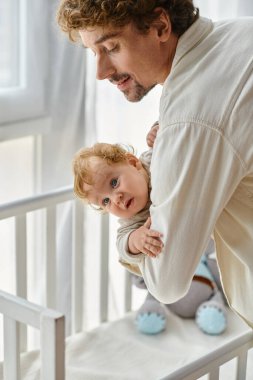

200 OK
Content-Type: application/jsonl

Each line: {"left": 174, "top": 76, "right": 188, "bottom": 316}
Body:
{"left": 96, "top": 54, "right": 115, "bottom": 80}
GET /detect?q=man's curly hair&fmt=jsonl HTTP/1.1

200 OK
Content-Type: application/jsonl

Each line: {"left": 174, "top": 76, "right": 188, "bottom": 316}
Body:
{"left": 57, "top": 0, "right": 199, "bottom": 41}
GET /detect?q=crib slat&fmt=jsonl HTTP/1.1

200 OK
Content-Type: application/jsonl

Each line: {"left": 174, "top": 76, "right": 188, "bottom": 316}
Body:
{"left": 236, "top": 350, "right": 247, "bottom": 379}
{"left": 15, "top": 214, "right": 27, "bottom": 352}
{"left": 208, "top": 367, "right": 219, "bottom": 380}
{"left": 100, "top": 213, "right": 109, "bottom": 322}
{"left": 15, "top": 215, "right": 27, "bottom": 298}
{"left": 46, "top": 206, "right": 57, "bottom": 309}
{"left": 124, "top": 270, "right": 132, "bottom": 313}
{"left": 3, "top": 316, "right": 20, "bottom": 380}
{"left": 40, "top": 311, "right": 65, "bottom": 380}
{"left": 71, "top": 200, "right": 84, "bottom": 334}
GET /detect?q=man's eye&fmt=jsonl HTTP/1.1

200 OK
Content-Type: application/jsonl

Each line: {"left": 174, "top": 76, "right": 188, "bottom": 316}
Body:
{"left": 106, "top": 44, "right": 119, "bottom": 54}
{"left": 111, "top": 178, "right": 118, "bottom": 188}
{"left": 102, "top": 197, "right": 110, "bottom": 206}
{"left": 110, "top": 45, "right": 118, "bottom": 52}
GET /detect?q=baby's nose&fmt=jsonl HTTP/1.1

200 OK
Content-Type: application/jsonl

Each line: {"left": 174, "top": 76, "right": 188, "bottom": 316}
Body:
{"left": 113, "top": 192, "right": 123, "bottom": 205}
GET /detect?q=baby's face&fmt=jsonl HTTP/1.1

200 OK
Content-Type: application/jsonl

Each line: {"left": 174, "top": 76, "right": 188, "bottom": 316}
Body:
{"left": 84, "top": 156, "right": 149, "bottom": 218}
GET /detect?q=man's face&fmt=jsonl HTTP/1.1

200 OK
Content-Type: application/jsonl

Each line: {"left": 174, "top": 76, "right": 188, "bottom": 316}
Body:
{"left": 79, "top": 23, "right": 169, "bottom": 102}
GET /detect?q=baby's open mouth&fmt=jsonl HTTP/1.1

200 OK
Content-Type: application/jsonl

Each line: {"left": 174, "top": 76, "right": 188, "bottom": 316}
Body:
{"left": 126, "top": 198, "right": 133, "bottom": 208}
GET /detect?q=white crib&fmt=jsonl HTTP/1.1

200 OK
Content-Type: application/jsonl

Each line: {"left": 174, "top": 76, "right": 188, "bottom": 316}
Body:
{"left": 0, "top": 187, "right": 252, "bottom": 380}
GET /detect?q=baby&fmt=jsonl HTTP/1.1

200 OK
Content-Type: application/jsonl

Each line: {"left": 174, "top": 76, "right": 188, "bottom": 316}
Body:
{"left": 73, "top": 142, "right": 227, "bottom": 335}
{"left": 73, "top": 142, "right": 162, "bottom": 262}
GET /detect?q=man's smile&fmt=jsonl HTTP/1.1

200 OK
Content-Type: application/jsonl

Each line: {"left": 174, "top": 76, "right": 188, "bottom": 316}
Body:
{"left": 116, "top": 77, "right": 132, "bottom": 91}
{"left": 109, "top": 74, "right": 132, "bottom": 90}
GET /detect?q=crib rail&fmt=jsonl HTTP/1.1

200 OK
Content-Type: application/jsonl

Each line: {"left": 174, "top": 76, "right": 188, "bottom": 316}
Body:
{"left": 0, "top": 186, "right": 131, "bottom": 346}
{"left": 0, "top": 289, "right": 64, "bottom": 380}
{"left": 162, "top": 330, "right": 253, "bottom": 380}
{"left": 0, "top": 187, "right": 73, "bottom": 220}
{"left": 0, "top": 186, "right": 133, "bottom": 379}
{"left": 0, "top": 186, "right": 80, "bottom": 339}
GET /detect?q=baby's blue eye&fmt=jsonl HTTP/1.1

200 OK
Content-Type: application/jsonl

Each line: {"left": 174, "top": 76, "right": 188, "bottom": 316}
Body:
{"left": 102, "top": 197, "right": 110, "bottom": 206}
{"left": 111, "top": 178, "right": 118, "bottom": 188}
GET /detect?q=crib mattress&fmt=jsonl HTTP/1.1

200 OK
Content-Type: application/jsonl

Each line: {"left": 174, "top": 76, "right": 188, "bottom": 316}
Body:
{"left": 1, "top": 308, "right": 252, "bottom": 380}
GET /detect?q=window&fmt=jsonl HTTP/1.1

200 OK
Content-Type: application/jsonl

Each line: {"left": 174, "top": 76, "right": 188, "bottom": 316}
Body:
{"left": 0, "top": 0, "right": 47, "bottom": 125}
{"left": 0, "top": 1, "right": 19, "bottom": 88}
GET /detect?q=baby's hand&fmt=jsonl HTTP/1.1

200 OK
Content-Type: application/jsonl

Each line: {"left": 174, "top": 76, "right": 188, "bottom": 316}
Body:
{"left": 146, "top": 121, "right": 159, "bottom": 148}
{"left": 128, "top": 217, "right": 163, "bottom": 258}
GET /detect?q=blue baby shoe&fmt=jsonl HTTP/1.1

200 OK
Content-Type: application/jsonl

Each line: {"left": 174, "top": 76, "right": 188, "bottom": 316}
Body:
{"left": 196, "top": 304, "right": 227, "bottom": 335}
{"left": 136, "top": 312, "right": 166, "bottom": 335}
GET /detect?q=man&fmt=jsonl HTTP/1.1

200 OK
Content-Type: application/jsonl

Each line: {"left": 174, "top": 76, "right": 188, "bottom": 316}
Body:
{"left": 57, "top": 0, "right": 197, "bottom": 102}
{"left": 57, "top": 1, "right": 253, "bottom": 327}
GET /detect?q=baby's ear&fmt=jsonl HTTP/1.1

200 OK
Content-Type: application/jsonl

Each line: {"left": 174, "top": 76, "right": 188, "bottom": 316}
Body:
{"left": 126, "top": 153, "right": 142, "bottom": 169}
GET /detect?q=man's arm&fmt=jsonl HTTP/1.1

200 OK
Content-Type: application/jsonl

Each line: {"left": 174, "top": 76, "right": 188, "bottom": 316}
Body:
{"left": 139, "top": 121, "right": 244, "bottom": 304}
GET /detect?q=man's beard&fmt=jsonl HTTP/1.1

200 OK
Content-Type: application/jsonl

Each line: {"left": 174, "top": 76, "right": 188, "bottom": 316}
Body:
{"left": 123, "top": 81, "right": 156, "bottom": 102}
{"left": 109, "top": 73, "right": 156, "bottom": 102}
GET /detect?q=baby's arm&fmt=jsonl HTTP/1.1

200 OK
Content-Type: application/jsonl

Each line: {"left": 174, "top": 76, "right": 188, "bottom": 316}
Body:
{"left": 128, "top": 217, "right": 163, "bottom": 258}
{"left": 117, "top": 212, "right": 163, "bottom": 270}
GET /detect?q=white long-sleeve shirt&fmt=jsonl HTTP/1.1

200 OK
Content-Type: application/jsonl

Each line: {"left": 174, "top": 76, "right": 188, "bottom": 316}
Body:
{"left": 120, "top": 17, "right": 253, "bottom": 328}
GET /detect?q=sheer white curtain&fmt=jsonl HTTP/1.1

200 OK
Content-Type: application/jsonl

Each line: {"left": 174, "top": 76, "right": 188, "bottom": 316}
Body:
{"left": 34, "top": 1, "right": 92, "bottom": 335}
{"left": 41, "top": 3, "right": 87, "bottom": 191}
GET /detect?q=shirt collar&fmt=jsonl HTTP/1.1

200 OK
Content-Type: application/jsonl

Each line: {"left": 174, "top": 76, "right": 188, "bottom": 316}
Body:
{"left": 171, "top": 17, "right": 213, "bottom": 71}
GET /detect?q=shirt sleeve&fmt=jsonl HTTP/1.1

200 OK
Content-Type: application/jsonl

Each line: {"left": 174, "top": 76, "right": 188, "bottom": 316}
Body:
{"left": 139, "top": 121, "right": 245, "bottom": 303}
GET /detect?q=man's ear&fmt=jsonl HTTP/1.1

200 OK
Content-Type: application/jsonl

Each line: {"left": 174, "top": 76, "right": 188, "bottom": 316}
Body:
{"left": 126, "top": 154, "right": 143, "bottom": 169}
{"left": 152, "top": 7, "right": 172, "bottom": 41}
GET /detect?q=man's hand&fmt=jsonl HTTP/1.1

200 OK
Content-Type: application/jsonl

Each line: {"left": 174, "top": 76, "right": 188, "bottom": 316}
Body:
{"left": 146, "top": 121, "right": 159, "bottom": 148}
{"left": 128, "top": 217, "right": 163, "bottom": 258}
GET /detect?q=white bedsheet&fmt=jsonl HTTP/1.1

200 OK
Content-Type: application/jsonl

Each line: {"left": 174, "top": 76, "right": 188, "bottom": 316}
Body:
{"left": 1, "top": 309, "right": 252, "bottom": 380}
